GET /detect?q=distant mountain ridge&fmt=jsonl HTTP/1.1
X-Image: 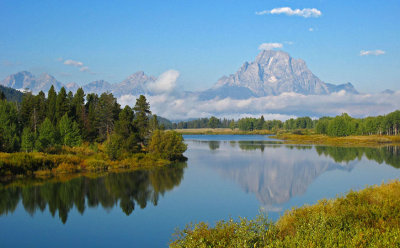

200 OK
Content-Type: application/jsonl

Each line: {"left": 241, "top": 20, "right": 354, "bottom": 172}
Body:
{"left": 199, "top": 50, "right": 358, "bottom": 100}
{"left": 1, "top": 50, "right": 360, "bottom": 98}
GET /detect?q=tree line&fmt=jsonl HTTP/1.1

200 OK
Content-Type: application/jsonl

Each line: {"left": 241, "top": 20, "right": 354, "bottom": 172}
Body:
{"left": 0, "top": 86, "right": 186, "bottom": 160}
{"left": 315, "top": 112, "right": 400, "bottom": 136}
{"left": 173, "top": 111, "right": 400, "bottom": 137}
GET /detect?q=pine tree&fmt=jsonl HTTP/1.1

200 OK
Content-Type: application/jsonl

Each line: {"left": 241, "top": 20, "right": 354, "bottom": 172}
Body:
{"left": 21, "top": 127, "right": 35, "bottom": 152}
{"left": 0, "top": 91, "right": 5, "bottom": 100}
{"left": 58, "top": 114, "right": 82, "bottom": 147}
{"left": 55, "top": 87, "right": 69, "bottom": 123}
{"left": 133, "top": 95, "right": 151, "bottom": 144}
{"left": 47, "top": 85, "right": 57, "bottom": 124}
{"left": 0, "top": 100, "right": 20, "bottom": 152}
{"left": 36, "top": 118, "right": 56, "bottom": 151}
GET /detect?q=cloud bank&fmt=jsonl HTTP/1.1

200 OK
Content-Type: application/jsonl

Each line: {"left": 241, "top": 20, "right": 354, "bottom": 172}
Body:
{"left": 256, "top": 7, "right": 322, "bottom": 18}
{"left": 360, "top": 50, "right": 385, "bottom": 56}
{"left": 117, "top": 70, "right": 400, "bottom": 121}
{"left": 259, "top": 43, "right": 283, "bottom": 50}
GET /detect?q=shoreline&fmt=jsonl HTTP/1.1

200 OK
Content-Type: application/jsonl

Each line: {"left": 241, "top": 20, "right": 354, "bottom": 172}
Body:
{"left": 175, "top": 128, "right": 273, "bottom": 135}
{"left": 0, "top": 147, "right": 186, "bottom": 183}
{"left": 272, "top": 133, "right": 400, "bottom": 147}
{"left": 176, "top": 128, "right": 400, "bottom": 147}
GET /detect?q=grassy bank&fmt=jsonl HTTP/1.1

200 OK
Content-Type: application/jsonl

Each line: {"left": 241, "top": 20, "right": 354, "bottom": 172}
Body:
{"left": 171, "top": 180, "right": 400, "bottom": 247}
{"left": 0, "top": 144, "right": 171, "bottom": 180}
{"left": 272, "top": 133, "right": 400, "bottom": 147}
{"left": 175, "top": 128, "right": 272, "bottom": 135}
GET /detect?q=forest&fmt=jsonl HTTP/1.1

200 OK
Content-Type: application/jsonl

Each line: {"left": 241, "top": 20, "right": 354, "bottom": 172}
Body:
{"left": 0, "top": 86, "right": 187, "bottom": 177}
{"left": 173, "top": 112, "right": 400, "bottom": 137}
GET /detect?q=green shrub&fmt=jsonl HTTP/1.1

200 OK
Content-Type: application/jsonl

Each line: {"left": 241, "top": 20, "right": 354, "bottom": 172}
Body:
{"left": 148, "top": 130, "right": 187, "bottom": 161}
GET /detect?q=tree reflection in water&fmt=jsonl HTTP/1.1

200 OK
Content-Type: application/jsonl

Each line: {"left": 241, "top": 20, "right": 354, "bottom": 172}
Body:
{"left": 0, "top": 163, "right": 187, "bottom": 223}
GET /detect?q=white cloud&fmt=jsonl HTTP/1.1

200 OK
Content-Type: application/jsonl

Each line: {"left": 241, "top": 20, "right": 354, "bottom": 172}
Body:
{"left": 118, "top": 90, "right": 400, "bottom": 121}
{"left": 284, "top": 41, "right": 294, "bottom": 45}
{"left": 61, "top": 59, "right": 94, "bottom": 73}
{"left": 256, "top": 7, "right": 322, "bottom": 18}
{"left": 79, "top": 66, "right": 90, "bottom": 72}
{"left": 63, "top": 59, "right": 83, "bottom": 67}
{"left": 258, "top": 43, "right": 283, "bottom": 50}
{"left": 360, "top": 50, "right": 385, "bottom": 56}
{"left": 146, "top": 70, "right": 180, "bottom": 94}
{"left": 308, "top": 28, "right": 314, "bottom": 32}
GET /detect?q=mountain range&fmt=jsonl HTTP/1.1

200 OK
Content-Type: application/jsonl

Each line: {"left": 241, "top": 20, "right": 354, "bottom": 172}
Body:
{"left": 1, "top": 50, "right": 359, "bottom": 98}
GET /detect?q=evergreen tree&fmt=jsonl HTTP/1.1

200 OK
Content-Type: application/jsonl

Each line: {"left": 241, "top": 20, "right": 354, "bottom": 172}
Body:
{"left": 133, "top": 95, "right": 151, "bottom": 143}
{"left": 21, "top": 127, "right": 35, "bottom": 152}
{"left": 114, "top": 105, "right": 140, "bottom": 153}
{"left": 72, "top": 88, "right": 86, "bottom": 128}
{"left": 150, "top": 114, "right": 159, "bottom": 131}
{"left": 58, "top": 114, "right": 82, "bottom": 147}
{"left": 35, "top": 91, "right": 47, "bottom": 127}
{"left": 36, "top": 118, "right": 56, "bottom": 151}
{"left": 0, "top": 100, "right": 20, "bottom": 152}
{"left": 19, "top": 92, "right": 35, "bottom": 130}
{"left": 55, "top": 87, "right": 69, "bottom": 123}
{"left": 47, "top": 85, "right": 57, "bottom": 124}
{"left": 85, "top": 93, "right": 99, "bottom": 142}
{"left": 98, "top": 92, "right": 120, "bottom": 141}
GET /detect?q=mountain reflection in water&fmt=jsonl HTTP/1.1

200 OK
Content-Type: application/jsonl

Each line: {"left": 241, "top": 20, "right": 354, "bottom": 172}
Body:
{"left": 0, "top": 163, "right": 186, "bottom": 223}
{"left": 190, "top": 140, "right": 400, "bottom": 209}
{"left": 1, "top": 141, "right": 399, "bottom": 224}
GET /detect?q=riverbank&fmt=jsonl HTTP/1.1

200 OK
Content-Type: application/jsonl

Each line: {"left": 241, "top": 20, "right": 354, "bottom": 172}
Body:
{"left": 171, "top": 180, "right": 400, "bottom": 247}
{"left": 272, "top": 133, "right": 400, "bottom": 147}
{"left": 175, "top": 128, "right": 272, "bottom": 135}
{"left": 0, "top": 144, "right": 172, "bottom": 181}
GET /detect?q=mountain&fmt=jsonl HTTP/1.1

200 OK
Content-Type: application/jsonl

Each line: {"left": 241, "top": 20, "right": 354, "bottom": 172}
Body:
{"left": 1, "top": 50, "right": 360, "bottom": 99}
{"left": 82, "top": 80, "right": 112, "bottom": 95}
{"left": 113, "top": 71, "right": 156, "bottom": 96}
{"left": 382, "top": 89, "right": 395, "bottom": 94}
{"left": 65, "top": 82, "right": 79, "bottom": 93}
{"left": 199, "top": 50, "right": 358, "bottom": 100}
{"left": 0, "top": 71, "right": 63, "bottom": 94}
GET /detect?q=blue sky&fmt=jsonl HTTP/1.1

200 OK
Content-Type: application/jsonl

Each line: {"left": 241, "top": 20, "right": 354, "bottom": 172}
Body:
{"left": 0, "top": 0, "right": 399, "bottom": 93}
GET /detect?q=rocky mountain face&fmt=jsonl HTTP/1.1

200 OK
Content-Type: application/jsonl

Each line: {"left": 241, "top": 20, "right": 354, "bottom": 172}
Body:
{"left": 1, "top": 50, "right": 359, "bottom": 98}
{"left": 112, "top": 71, "right": 156, "bottom": 96}
{"left": 199, "top": 50, "right": 358, "bottom": 100}
{"left": 0, "top": 71, "right": 156, "bottom": 96}
{"left": 0, "top": 71, "right": 64, "bottom": 93}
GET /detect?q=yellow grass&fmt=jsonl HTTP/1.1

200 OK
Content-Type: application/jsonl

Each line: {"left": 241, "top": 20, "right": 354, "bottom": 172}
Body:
{"left": 272, "top": 133, "right": 400, "bottom": 147}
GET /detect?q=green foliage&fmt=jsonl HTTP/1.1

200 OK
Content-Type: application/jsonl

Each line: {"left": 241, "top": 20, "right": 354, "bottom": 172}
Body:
{"left": 173, "top": 117, "right": 234, "bottom": 129}
{"left": 208, "top": 116, "right": 220, "bottom": 128}
{"left": 58, "top": 114, "right": 82, "bottom": 147}
{"left": 35, "top": 118, "right": 57, "bottom": 151}
{"left": 148, "top": 130, "right": 187, "bottom": 160}
{"left": 105, "top": 133, "right": 123, "bottom": 160}
{"left": 21, "top": 127, "right": 35, "bottom": 152}
{"left": 47, "top": 85, "right": 57, "bottom": 124}
{"left": 0, "top": 85, "right": 24, "bottom": 102}
{"left": 55, "top": 87, "right": 69, "bottom": 123}
{"left": 171, "top": 181, "right": 400, "bottom": 248}
{"left": 0, "top": 100, "right": 20, "bottom": 152}
{"left": 134, "top": 95, "right": 151, "bottom": 143}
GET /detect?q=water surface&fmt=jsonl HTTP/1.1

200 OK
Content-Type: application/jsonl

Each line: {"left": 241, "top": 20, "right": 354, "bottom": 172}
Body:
{"left": 1, "top": 135, "right": 399, "bottom": 247}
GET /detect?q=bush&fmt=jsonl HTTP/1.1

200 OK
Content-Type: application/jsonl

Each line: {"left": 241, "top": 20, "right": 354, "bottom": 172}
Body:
{"left": 148, "top": 130, "right": 187, "bottom": 161}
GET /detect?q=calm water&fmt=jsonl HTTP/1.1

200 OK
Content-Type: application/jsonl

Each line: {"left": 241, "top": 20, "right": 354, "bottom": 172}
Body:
{"left": 1, "top": 135, "right": 400, "bottom": 247}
